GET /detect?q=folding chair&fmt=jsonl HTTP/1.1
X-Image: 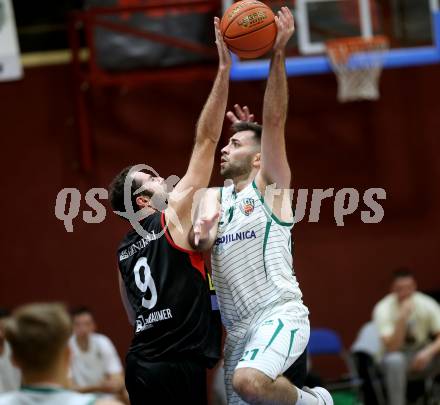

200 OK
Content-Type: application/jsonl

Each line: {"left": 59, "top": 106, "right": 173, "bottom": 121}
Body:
{"left": 308, "top": 328, "right": 363, "bottom": 403}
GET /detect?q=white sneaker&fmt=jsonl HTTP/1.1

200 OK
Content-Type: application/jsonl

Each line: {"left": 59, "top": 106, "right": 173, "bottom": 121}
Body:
{"left": 303, "top": 386, "right": 334, "bottom": 405}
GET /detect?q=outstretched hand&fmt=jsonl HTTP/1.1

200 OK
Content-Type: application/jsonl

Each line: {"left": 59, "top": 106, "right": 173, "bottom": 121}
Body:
{"left": 193, "top": 211, "right": 220, "bottom": 247}
{"left": 226, "top": 104, "right": 257, "bottom": 124}
{"left": 273, "top": 7, "right": 295, "bottom": 52}
{"left": 214, "top": 17, "right": 231, "bottom": 70}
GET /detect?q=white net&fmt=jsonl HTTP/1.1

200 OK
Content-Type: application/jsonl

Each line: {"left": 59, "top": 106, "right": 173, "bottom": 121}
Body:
{"left": 326, "top": 36, "right": 389, "bottom": 102}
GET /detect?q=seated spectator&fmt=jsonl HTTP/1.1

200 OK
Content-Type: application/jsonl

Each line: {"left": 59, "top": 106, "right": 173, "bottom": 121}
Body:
{"left": 0, "top": 308, "right": 20, "bottom": 392}
{"left": 0, "top": 303, "right": 122, "bottom": 405}
{"left": 373, "top": 267, "right": 440, "bottom": 405}
{"left": 69, "top": 307, "right": 126, "bottom": 401}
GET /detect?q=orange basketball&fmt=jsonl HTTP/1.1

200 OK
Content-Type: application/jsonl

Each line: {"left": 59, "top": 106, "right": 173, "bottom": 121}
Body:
{"left": 220, "top": 0, "right": 277, "bottom": 59}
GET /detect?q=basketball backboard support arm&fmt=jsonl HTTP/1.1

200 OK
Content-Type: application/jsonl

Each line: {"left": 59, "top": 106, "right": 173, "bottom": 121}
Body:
{"left": 229, "top": 8, "right": 440, "bottom": 80}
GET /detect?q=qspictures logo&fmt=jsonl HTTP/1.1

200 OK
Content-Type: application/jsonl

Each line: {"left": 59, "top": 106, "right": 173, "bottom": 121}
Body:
{"left": 54, "top": 164, "right": 387, "bottom": 234}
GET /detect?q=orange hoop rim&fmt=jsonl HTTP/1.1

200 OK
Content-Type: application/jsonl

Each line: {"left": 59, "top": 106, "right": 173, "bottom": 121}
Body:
{"left": 326, "top": 35, "right": 389, "bottom": 64}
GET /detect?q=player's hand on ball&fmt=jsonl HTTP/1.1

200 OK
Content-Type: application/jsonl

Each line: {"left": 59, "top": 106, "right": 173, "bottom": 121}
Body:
{"left": 214, "top": 17, "right": 231, "bottom": 70}
{"left": 226, "top": 104, "right": 256, "bottom": 124}
{"left": 273, "top": 7, "right": 295, "bottom": 52}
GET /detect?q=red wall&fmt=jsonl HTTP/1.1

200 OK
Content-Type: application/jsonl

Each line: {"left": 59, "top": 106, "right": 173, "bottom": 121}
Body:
{"left": 1, "top": 63, "right": 439, "bottom": 364}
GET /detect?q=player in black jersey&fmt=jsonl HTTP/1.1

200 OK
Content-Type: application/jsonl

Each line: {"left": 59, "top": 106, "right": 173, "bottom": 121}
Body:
{"left": 108, "top": 19, "right": 231, "bottom": 405}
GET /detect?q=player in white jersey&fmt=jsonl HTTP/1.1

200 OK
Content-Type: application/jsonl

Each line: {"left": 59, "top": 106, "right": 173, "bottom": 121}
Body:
{"left": 0, "top": 303, "right": 121, "bottom": 405}
{"left": 190, "top": 7, "right": 333, "bottom": 405}
{"left": 0, "top": 386, "right": 98, "bottom": 405}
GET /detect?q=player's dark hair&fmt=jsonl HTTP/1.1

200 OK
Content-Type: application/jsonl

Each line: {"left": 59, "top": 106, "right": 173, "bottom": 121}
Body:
{"left": 108, "top": 166, "right": 153, "bottom": 218}
{"left": 0, "top": 308, "right": 10, "bottom": 319}
{"left": 231, "top": 121, "right": 262, "bottom": 143}
{"left": 392, "top": 267, "right": 414, "bottom": 280}
{"left": 70, "top": 306, "right": 93, "bottom": 319}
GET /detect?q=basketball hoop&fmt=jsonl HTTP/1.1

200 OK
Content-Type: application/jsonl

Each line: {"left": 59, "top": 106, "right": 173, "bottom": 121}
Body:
{"left": 326, "top": 36, "right": 389, "bottom": 102}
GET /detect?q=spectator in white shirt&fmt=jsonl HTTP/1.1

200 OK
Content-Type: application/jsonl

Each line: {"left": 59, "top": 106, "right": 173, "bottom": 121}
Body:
{"left": 69, "top": 307, "right": 126, "bottom": 402}
{"left": 373, "top": 268, "right": 440, "bottom": 405}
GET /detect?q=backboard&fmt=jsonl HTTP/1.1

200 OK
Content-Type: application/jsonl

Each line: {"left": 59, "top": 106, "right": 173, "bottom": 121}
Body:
{"left": 223, "top": 0, "right": 440, "bottom": 79}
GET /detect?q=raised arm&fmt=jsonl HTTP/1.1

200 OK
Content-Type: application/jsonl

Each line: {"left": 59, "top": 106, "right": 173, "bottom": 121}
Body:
{"left": 255, "top": 7, "right": 294, "bottom": 190}
{"left": 167, "top": 18, "right": 231, "bottom": 230}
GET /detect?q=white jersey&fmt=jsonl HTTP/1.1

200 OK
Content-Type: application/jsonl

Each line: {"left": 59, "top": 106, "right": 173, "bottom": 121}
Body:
{"left": 211, "top": 181, "right": 305, "bottom": 328}
{"left": 0, "top": 387, "right": 97, "bottom": 405}
{"left": 69, "top": 333, "right": 123, "bottom": 388}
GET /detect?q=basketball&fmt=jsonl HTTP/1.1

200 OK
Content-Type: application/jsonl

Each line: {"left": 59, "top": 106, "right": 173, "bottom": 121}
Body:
{"left": 220, "top": 0, "right": 277, "bottom": 59}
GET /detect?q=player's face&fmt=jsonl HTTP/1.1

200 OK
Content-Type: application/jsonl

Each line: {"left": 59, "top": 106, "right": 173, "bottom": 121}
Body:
{"left": 133, "top": 172, "right": 168, "bottom": 201}
{"left": 392, "top": 276, "right": 416, "bottom": 302}
{"left": 73, "top": 313, "right": 96, "bottom": 339}
{"left": 220, "top": 131, "right": 260, "bottom": 179}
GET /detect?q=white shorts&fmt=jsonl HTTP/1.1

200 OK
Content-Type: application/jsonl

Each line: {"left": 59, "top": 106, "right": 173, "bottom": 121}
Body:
{"left": 223, "top": 301, "right": 310, "bottom": 405}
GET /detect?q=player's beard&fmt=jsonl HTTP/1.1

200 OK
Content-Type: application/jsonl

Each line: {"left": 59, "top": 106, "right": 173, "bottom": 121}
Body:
{"left": 221, "top": 155, "right": 253, "bottom": 180}
{"left": 147, "top": 189, "right": 169, "bottom": 212}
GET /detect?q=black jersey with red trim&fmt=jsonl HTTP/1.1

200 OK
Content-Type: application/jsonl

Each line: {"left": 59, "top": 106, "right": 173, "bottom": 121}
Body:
{"left": 117, "top": 211, "right": 221, "bottom": 366}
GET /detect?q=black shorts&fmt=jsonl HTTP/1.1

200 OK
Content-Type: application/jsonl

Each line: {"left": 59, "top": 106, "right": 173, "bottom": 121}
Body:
{"left": 125, "top": 351, "right": 208, "bottom": 405}
{"left": 283, "top": 349, "right": 307, "bottom": 388}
